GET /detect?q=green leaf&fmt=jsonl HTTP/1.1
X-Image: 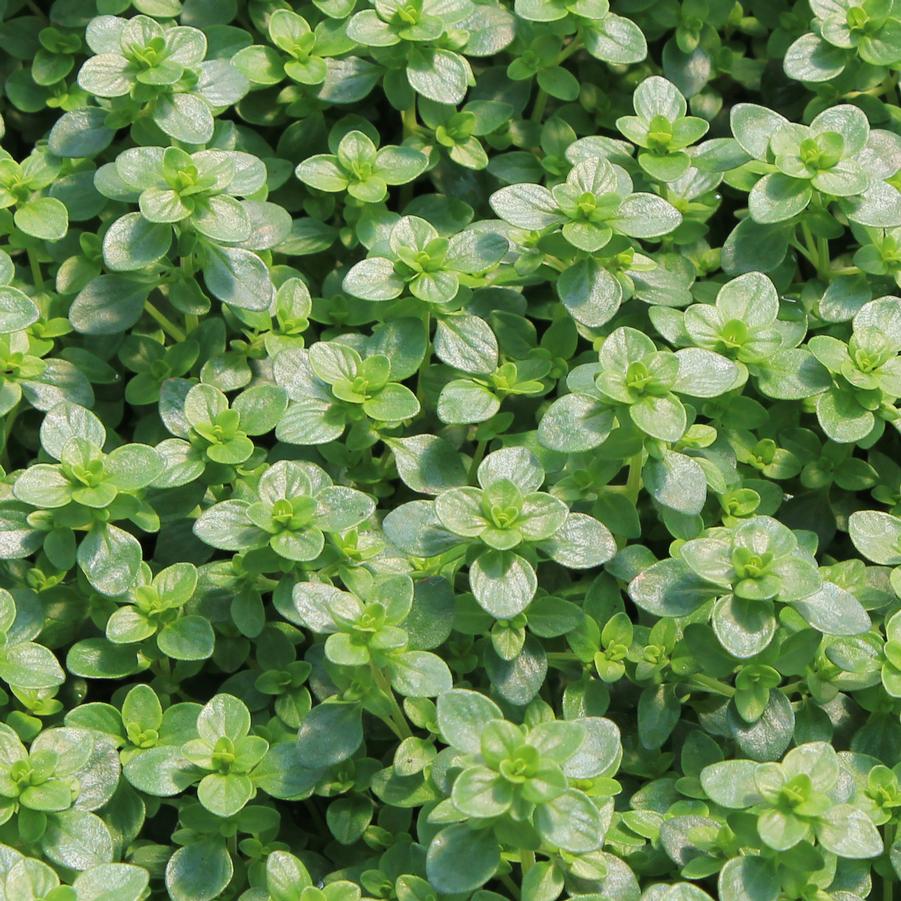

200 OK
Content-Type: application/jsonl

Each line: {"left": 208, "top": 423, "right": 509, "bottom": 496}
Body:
{"left": 613, "top": 193, "right": 682, "bottom": 237}
{"left": 48, "top": 108, "right": 116, "bottom": 159}
{"left": 388, "top": 435, "right": 468, "bottom": 495}
{"left": 748, "top": 173, "right": 812, "bottom": 224}
{"left": 791, "top": 581, "right": 871, "bottom": 636}
{"left": 389, "top": 650, "right": 452, "bottom": 697}
{"left": 72, "top": 863, "right": 150, "bottom": 901}
{"left": 66, "top": 639, "right": 144, "bottom": 680}
{"left": 753, "top": 349, "right": 830, "bottom": 399}
{"left": 541, "top": 513, "right": 616, "bottom": 568}
{"left": 426, "top": 824, "right": 500, "bottom": 894}
{"left": 0, "top": 641, "right": 65, "bottom": 689}
{"left": 406, "top": 48, "right": 471, "bottom": 105}
{"left": 15, "top": 196, "right": 69, "bottom": 240}
{"left": 0, "top": 286, "right": 39, "bottom": 334}
{"left": 712, "top": 594, "right": 776, "bottom": 658}
{"left": 69, "top": 275, "right": 148, "bottom": 335}
{"left": 165, "top": 839, "right": 234, "bottom": 901}
{"left": 451, "top": 766, "right": 512, "bottom": 817}
{"left": 437, "top": 379, "right": 500, "bottom": 424}
{"left": 638, "top": 684, "right": 681, "bottom": 750}
{"left": 630, "top": 393, "right": 687, "bottom": 442}
{"left": 296, "top": 701, "right": 362, "bottom": 766}
{"left": 489, "top": 183, "right": 562, "bottom": 230}
{"left": 124, "top": 746, "right": 198, "bottom": 796}
{"left": 42, "top": 809, "right": 114, "bottom": 871}
{"left": 202, "top": 246, "right": 274, "bottom": 311}
{"left": 533, "top": 788, "right": 605, "bottom": 852}
{"left": 558, "top": 259, "right": 623, "bottom": 328}
{"left": 848, "top": 510, "right": 901, "bottom": 565}
{"left": 197, "top": 694, "right": 250, "bottom": 743}
{"left": 433, "top": 315, "right": 499, "bottom": 374}
{"left": 102, "top": 213, "right": 171, "bottom": 272}
{"left": 817, "top": 804, "right": 883, "bottom": 858}
{"left": 363, "top": 383, "right": 420, "bottom": 421}
{"left": 470, "top": 549, "right": 538, "bottom": 618}
{"left": 197, "top": 772, "right": 254, "bottom": 818}
{"left": 629, "top": 559, "right": 716, "bottom": 617}
{"left": 436, "top": 688, "right": 503, "bottom": 753}
{"left": 783, "top": 33, "right": 847, "bottom": 83}
{"left": 343, "top": 256, "right": 405, "bottom": 301}
{"left": 77, "top": 524, "right": 142, "bottom": 597}
{"left": 718, "top": 856, "right": 779, "bottom": 901}
{"left": 584, "top": 13, "right": 647, "bottom": 65}
{"left": 700, "top": 759, "right": 761, "bottom": 808}
{"left": 153, "top": 93, "right": 215, "bottom": 144}
{"left": 644, "top": 450, "right": 707, "bottom": 515}
{"left": 157, "top": 616, "right": 215, "bottom": 661}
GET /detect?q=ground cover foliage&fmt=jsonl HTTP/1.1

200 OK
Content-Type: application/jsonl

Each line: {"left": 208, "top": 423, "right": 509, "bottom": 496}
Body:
{"left": 0, "top": 0, "right": 898, "bottom": 898}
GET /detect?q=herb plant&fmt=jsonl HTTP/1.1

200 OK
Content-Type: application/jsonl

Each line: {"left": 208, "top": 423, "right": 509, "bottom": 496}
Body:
{"left": 0, "top": 0, "right": 898, "bottom": 899}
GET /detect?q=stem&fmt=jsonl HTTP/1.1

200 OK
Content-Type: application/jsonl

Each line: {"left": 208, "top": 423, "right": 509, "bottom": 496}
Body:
{"left": 370, "top": 663, "right": 412, "bottom": 739}
{"left": 799, "top": 222, "right": 829, "bottom": 279}
{"left": 415, "top": 310, "right": 432, "bottom": 404}
{"left": 883, "top": 825, "right": 894, "bottom": 901}
{"left": 401, "top": 102, "right": 418, "bottom": 137}
{"left": 144, "top": 301, "right": 186, "bottom": 342}
{"left": 817, "top": 236, "right": 830, "bottom": 274}
{"left": 499, "top": 874, "right": 521, "bottom": 899}
{"left": 468, "top": 438, "right": 487, "bottom": 482}
{"left": 531, "top": 88, "right": 549, "bottom": 123}
{"left": 185, "top": 314, "right": 199, "bottom": 333}
{"left": 779, "top": 680, "right": 806, "bottom": 695}
{"left": 26, "top": 249, "right": 43, "bottom": 289}
{"left": 789, "top": 239, "right": 818, "bottom": 270}
{"left": 556, "top": 36, "right": 583, "bottom": 63}
{"left": 399, "top": 103, "right": 419, "bottom": 208}
{"left": 520, "top": 850, "right": 535, "bottom": 877}
{"left": 1, "top": 404, "right": 20, "bottom": 468}
{"left": 690, "top": 673, "right": 735, "bottom": 697}
{"left": 625, "top": 451, "right": 644, "bottom": 504}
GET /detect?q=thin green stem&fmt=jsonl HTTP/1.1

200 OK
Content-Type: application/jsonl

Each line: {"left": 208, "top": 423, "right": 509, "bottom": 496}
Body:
{"left": 520, "top": 850, "right": 536, "bottom": 877}
{"left": 816, "top": 235, "right": 829, "bottom": 269}
{"left": 625, "top": 451, "right": 644, "bottom": 504}
{"left": 401, "top": 102, "right": 418, "bottom": 137}
{"left": 415, "top": 310, "right": 432, "bottom": 404}
{"left": 779, "top": 680, "right": 806, "bottom": 695}
{"left": 531, "top": 88, "right": 549, "bottom": 123}
{"left": 800, "top": 222, "right": 829, "bottom": 279}
{"left": 26, "top": 249, "right": 43, "bottom": 289}
{"left": 789, "top": 240, "right": 818, "bottom": 269}
{"left": 556, "top": 36, "right": 583, "bottom": 63}
{"left": 468, "top": 438, "right": 488, "bottom": 481}
{"left": 500, "top": 873, "right": 521, "bottom": 899}
{"left": 144, "top": 301, "right": 186, "bottom": 342}
{"left": 690, "top": 673, "right": 735, "bottom": 697}
{"left": 370, "top": 663, "right": 413, "bottom": 739}
{"left": 399, "top": 103, "right": 419, "bottom": 208}
{"left": 1, "top": 404, "right": 21, "bottom": 469}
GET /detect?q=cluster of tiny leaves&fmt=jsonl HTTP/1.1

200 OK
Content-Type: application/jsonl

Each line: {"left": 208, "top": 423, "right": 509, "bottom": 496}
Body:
{"left": 0, "top": 0, "right": 898, "bottom": 898}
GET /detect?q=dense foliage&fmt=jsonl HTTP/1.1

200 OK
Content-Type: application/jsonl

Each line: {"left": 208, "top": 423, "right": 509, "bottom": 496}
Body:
{"left": 0, "top": 0, "right": 898, "bottom": 898}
